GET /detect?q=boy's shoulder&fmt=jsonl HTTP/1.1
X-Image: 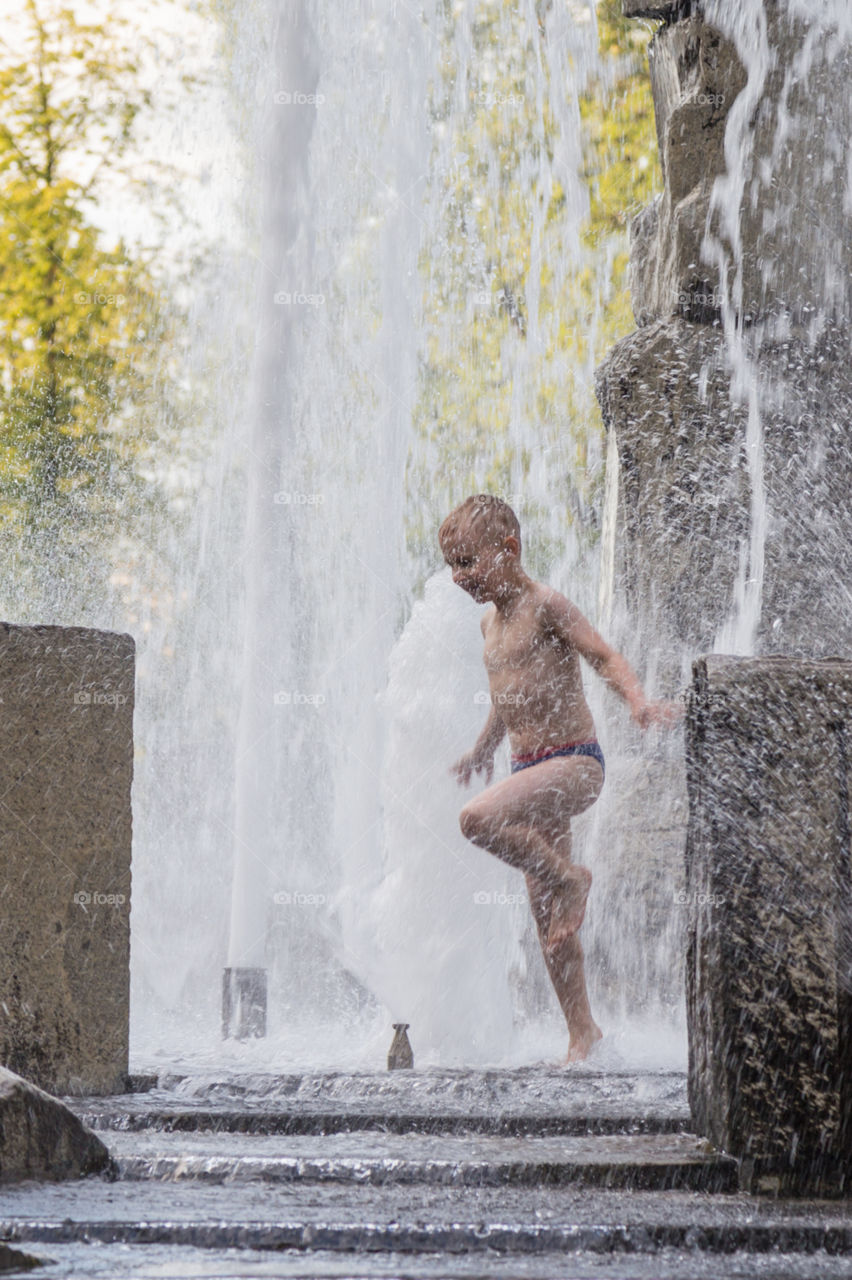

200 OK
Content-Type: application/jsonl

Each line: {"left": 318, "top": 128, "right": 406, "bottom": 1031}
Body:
{"left": 479, "top": 582, "right": 580, "bottom": 636}
{"left": 532, "top": 583, "right": 590, "bottom": 645}
{"left": 531, "top": 580, "right": 576, "bottom": 619}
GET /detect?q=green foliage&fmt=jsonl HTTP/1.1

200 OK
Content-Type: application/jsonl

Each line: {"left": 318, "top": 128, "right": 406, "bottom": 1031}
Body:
{"left": 0, "top": 0, "right": 194, "bottom": 614}
{"left": 408, "top": 0, "right": 660, "bottom": 583}
{"left": 581, "top": 2, "right": 661, "bottom": 242}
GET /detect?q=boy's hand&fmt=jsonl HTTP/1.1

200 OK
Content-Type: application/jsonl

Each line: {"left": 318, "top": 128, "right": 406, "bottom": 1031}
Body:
{"left": 630, "top": 696, "right": 684, "bottom": 731}
{"left": 450, "top": 748, "right": 495, "bottom": 787}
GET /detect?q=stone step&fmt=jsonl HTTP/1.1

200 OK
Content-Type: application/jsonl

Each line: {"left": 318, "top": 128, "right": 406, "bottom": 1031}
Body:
{"left": 21, "top": 1067, "right": 844, "bottom": 1275}
{"left": 4, "top": 1212, "right": 852, "bottom": 1256}
{"left": 70, "top": 1066, "right": 691, "bottom": 1138}
{"left": 78, "top": 1105, "right": 690, "bottom": 1136}
{"left": 108, "top": 1130, "right": 736, "bottom": 1192}
{"left": 4, "top": 1176, "right": 852, "bottom": 1269}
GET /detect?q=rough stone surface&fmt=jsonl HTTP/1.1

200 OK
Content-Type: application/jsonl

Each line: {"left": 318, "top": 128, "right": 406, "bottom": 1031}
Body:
{"left": 0, "top": 1243, "right": 41, "bottom": 1273}
{"left": 0, "top": 624, "right": 134, "bottom": 1096}
{"left": 630, "top": 16, "right": 746, "bottom": 325}
{"left": 596, "top": 320, "right": 747, "bottom": 679}
{"left": 721, "top": 8, "right": 852, "bottom": 330}
{"left": 630, "top": 8, "right": 851, "bottom": 330}
{"left": 5, "top": 1070, "right": 852, "bottom": 1271}
{"left": 685, "top": 655, "right": 852, "bottom": 1194}
{"left": 598, "top": 2, "right": 852, "bottom": 1054}
{"left": 597, "top": 322, "right": 852, "bottom": 673}
{"left": 0, "top": 1066, "right": 110, "bottom": 1182}
{"left": 623, "top": 0, "right": 692, "bottom": 19}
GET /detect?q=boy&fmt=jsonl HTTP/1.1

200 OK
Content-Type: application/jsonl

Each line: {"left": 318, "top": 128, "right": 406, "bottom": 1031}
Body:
{"left": 439, "top": 494, "right": 681, "bottom": 1063}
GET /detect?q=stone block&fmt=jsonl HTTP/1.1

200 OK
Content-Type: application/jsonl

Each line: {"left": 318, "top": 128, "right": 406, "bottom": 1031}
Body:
{"left": 596, "top": 319, "right": 748, "bottom": 681}
{"left": 596, "top": 322, "right": 852, "bottom": 673}
{"left": 0, "top": 1066, "right": 110, "bottom": 1182}
{"left": 629, "top": 16, "right": 745, "bottom": 326}
{"left": 0, "top": 1244, "right": 43, "bottom": 1271}
{"left": 725, "top": 8, "right": 852, "bottom": 330}
{"left": 0, "top": 624, "right": 134, "bottom": 1096}
{"left": 685, "top": 655, "right": 852, "bottom": 1194}
{"left": 627, "top": 6, "right": 852, "bottom": 329}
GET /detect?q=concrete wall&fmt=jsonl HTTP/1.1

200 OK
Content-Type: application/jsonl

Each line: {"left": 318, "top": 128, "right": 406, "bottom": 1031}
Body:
{"left": 0, "top": 624, "right": 134, "bottom": 1096}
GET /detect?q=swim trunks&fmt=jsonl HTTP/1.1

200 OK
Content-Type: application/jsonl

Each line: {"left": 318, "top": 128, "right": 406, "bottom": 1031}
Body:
{"left": 510, "top": 739, "right": 605, "bottom": 780}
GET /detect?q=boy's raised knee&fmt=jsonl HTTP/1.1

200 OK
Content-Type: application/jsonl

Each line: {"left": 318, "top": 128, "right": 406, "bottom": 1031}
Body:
{"left": 459, "top": 804, "right": 484, "bottom": 844}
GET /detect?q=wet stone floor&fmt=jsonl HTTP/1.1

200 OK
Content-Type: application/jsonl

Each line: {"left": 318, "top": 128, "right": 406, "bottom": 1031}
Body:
{"left": 2, "top": 1068, "right": 852, "bottom": 1278}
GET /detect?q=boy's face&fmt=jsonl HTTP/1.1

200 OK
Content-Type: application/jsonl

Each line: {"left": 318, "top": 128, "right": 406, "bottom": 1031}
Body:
{"left": 441, "top": 521, "right": 513, "bottom": 603}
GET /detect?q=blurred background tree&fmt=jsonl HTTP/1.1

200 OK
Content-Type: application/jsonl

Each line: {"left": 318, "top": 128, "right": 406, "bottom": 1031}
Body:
{"left": 0, "top": 0, "right": 203, "bottom": 618}
{"left": 0, "top": 0, "right": 659, "bottom": 614}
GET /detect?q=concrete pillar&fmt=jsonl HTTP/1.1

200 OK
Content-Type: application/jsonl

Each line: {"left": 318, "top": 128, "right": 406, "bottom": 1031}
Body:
{"left": 0, "top": 624, "right": 134, "bottom": 1096}
{"left": 686, "top": 654, "right": 852, "bottom": 1194}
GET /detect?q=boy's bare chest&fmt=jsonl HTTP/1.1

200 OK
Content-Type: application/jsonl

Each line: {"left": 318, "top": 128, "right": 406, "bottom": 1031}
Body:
{"left": 483, "top": 613, "right": 559, "bottom": 675}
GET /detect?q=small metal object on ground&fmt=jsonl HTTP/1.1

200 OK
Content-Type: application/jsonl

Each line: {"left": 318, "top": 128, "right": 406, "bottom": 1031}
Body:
{"left": 387, "top": 1023, "right": 413, "bottom": 1070}
{"left": 222, "top": 968, "right": 267, "bottom": 1039}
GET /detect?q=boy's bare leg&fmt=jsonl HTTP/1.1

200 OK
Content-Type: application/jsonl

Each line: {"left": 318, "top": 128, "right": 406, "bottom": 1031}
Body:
{"left": 527, "top": 871, "right": 603, "bottom": 1063}
{"left": 459, "top": 756, "right": 603, "bottom": 947}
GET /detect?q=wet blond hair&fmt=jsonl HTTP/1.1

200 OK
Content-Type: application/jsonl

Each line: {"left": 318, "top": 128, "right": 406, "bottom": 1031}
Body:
{"left": 438, "top": 494, "right": 521, "bottom": 556}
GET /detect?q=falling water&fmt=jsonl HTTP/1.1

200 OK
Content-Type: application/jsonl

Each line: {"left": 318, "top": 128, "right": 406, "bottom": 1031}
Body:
{"left": 131, "top": 0, "right": 617, "bottom": 1067}
{"left": 129, "top": 0, "right": 852, "bottom": 1071}
{"left": 705, "top": 0, "right": 773, "bottom": 656}
{"left": 132, "top": 0, "right": 670, "bottom": 1068}
{"left": 705, "top": 0, "right": 852, "bottom": 655}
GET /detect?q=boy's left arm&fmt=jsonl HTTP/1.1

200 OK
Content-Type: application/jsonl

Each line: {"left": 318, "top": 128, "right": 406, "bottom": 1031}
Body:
{"left": 542, "top": 593, "right": 682, "bottom": 729}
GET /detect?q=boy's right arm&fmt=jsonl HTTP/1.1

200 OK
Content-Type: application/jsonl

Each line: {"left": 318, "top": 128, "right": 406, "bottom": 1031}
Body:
{"left": 450, "top": 705, "right": 506, "bottom": 787}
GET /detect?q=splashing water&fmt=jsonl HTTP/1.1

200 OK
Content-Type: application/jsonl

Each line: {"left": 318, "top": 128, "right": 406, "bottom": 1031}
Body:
{"left": 705, "top": 0, "right": 852, "bottom": 655}
{"left": 201, "top": 0, "right": 613, "bottom": 1068}
{"left": 129, "top": 0, "right": 852, "bottom": 1073}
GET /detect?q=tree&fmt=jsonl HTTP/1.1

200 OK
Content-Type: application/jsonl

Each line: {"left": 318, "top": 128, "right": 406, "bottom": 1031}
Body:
{"left": 579, "top": 0, "right": 661, "bottom": 331}
{"left": 0, "top": 0, "right": 193, "bottom": 613}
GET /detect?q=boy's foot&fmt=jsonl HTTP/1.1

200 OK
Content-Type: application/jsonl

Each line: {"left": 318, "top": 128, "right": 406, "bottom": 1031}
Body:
{"left": 546, "top": 865, "right": 592, "bottom": 949}
{"left": 565, "top": 1022, "right": 603, "bottom": 1064}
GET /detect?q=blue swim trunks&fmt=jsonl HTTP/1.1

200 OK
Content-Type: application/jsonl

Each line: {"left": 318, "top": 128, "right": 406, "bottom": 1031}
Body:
{"left": 510, "top": 739, "right": 605, "bottom": 780}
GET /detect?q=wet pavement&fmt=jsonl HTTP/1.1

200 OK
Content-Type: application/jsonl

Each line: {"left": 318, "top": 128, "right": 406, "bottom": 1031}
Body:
{"left": 1, "top": 1068, "right": 851, "bottom": 1278}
